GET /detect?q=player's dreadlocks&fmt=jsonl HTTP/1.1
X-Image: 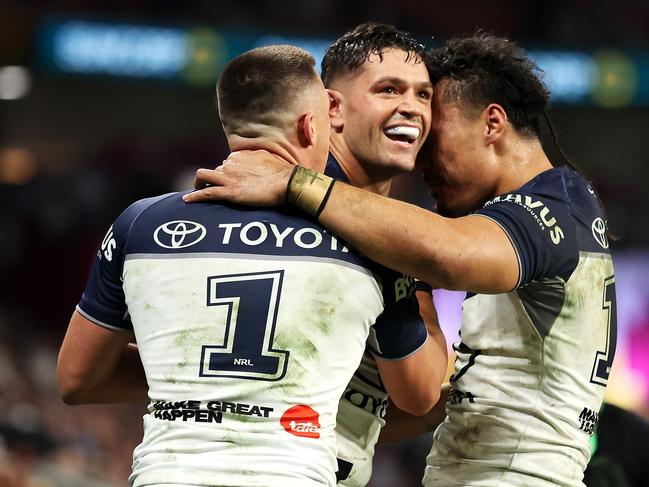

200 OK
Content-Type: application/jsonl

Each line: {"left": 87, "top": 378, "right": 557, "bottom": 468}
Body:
{"left": 321, "top": 22, "right": 425, "bottom": 87}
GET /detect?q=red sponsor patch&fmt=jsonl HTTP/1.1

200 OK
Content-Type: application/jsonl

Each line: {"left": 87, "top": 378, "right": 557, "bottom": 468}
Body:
{"left": 280, "top": 405, "right": 320, "bottom": 439}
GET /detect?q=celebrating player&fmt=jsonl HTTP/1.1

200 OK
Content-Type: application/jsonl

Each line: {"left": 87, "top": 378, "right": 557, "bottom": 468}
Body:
{"left": 185, "top": 33, "right": 617, "bottom": 487}
{"left": 57, "top": 45, "right": 434, "bottom": 487}
{"left": 317, "top": 23, "right": 447, "bottom": 486}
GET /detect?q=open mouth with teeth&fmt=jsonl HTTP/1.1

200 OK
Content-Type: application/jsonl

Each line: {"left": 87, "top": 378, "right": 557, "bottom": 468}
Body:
{"left": 384, "top": 125, "right": 421, "bottom": 145}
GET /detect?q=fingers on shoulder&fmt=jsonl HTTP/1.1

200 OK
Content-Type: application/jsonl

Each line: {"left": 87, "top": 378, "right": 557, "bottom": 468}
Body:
{"left": 183, "top": 185, "right": 231, "bottom": 203}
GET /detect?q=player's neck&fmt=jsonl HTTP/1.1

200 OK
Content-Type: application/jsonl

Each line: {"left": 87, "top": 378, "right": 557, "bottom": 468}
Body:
{"left": 329, "top": 139, "right": 392, "bottom": 196}
{"left": 494, "top": 136, "right": 554, "bottom": 196}
{"left": 228, "top": 135, "right": 303, "bottom": 168}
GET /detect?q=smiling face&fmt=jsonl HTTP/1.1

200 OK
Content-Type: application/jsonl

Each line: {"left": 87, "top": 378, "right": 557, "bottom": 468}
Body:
{"left": 329, "top": 49, "right": 432, "bottom": 178}
{"left": 418, "top": 79, "right": 500, "bottom": 217}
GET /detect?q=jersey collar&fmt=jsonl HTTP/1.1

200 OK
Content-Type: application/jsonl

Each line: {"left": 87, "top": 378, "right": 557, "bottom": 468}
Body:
{"left": 324, "top": 153, "right": 350, "bottom": 184}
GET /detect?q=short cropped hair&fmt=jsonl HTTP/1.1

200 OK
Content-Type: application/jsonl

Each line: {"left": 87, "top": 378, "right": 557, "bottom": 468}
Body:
{"left": 217, "top": 45, "right": 319, "bottom": 130}
{"left": 426, "top": 33, "right": 550, "bottom": 138}
{"left": 321, "top": 22, "right": 425, "bottom": 87}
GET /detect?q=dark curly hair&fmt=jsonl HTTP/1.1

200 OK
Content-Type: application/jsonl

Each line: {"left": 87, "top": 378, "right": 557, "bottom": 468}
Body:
{"left": 426, "top": 33, "right": 549, "bottom": 138}
{"left": 427, "top": 33, "right": 612, "bottom": 230}
{"left": 321, "top": 22, "right": 425, "bottom": 87}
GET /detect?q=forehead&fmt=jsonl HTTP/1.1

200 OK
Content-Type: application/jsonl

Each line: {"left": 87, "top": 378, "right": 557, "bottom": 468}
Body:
{"left": 431, "top": 79, "right": 464, "bottom": 116}
{"left": 432, "top": 78, "right": 452, "bottom": 104}
{"left": 352, "top": 48, "right": 430, "bottom": 85}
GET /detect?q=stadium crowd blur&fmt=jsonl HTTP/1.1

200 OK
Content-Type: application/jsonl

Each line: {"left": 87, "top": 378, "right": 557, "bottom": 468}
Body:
{"left": 1, "top": 0, "right": 649, "bottom": 485}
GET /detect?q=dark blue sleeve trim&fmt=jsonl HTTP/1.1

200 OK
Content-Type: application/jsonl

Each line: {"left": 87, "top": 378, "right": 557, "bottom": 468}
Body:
{"left": 415, "top": 281, "right": 433, "bottom": 294}
{"left": 368, "top": 283, "right": 428, "bottom": 360}
{"left": 369, "top": 273, "right": 429, "bottom": 359}
{"left": 76, "top": 303, "right": 132, "bottom": 331}
{"left": 368, "top": 325, "right": 428, "bottom": 360}
{"left": 476, "top": 193, "right": 578, "bottom": 286}
{"left": 76, "top": 195, "right": 172, "bottom": 332}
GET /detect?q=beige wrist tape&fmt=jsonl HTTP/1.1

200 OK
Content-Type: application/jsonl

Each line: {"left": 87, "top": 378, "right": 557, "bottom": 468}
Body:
{"left": 287, "top": 166, "right": 335, "bottom": 217}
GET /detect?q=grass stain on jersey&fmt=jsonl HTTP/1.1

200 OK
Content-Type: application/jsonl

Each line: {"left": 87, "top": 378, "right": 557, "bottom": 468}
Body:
{"left": 161, "top": 448, "right": 177, "bottom": 463}
{"left": 448, "top": 422, "right": 487, "bottom": 460}
{"left": 174, "top": 328, "right": 192, "bottom": 347}
{"left": 315, "top": 319, "right": 330, "bottom": 335}
{"left": 270, "top": 331, "right": 319, "bottom": 398}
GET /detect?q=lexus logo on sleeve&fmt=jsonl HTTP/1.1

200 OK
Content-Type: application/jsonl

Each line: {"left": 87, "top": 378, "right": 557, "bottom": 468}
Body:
{"left": 591, "top": 218, "right": 609, "bottom": 249}
{"left": 154, "top": 220, "right": 207, "bottom": 249}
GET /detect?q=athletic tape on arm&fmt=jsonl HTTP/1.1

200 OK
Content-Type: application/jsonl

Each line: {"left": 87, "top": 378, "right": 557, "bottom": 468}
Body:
{"left": 287, "top": 166, "right": 335, "bottom": 217}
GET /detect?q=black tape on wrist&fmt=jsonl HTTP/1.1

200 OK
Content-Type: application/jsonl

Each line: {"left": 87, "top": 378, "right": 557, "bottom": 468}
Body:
{"left": 315, "top": 179, "right": 336, "bottom": 219}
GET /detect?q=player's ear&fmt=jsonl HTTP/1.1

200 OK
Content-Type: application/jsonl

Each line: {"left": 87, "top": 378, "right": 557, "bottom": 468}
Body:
{"left": 299, "top": 112, "right": 317, "bottom": 148}
{"left": 327, "top": 89, "right": 344, "bottom": 131}
{"left": 484, "top": 103, "right": 507, "bottom": 145}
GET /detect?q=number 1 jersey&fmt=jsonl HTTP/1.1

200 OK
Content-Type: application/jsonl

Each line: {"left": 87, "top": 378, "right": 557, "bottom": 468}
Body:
{"left": 78, "top": 193, "right": 427, "bottom": 487}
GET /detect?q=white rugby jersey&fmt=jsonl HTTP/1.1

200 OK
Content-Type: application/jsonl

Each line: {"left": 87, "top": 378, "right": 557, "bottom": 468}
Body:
{"left": 335, "top": 294, "right": 431, "bottom": 487}
{"left": 78, "top": 191, "right": 427, "bottom": 487}
{"left": 324, "top": 155, "right": 428, "bottom": 487}
{"left": 424, "top": 167, "right": 616, "bottom": 487}
{"left": 335, "top": 352, "right": 387, "bottom": 487}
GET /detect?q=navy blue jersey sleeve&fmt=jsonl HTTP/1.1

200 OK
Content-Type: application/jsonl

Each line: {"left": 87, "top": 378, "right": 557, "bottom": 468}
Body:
{"left": 476, "top": 190, "right": 579, "bottom": 287}
{"left": 77, "top": 197, "right": 161, "bottom": 331}
{"left": 367, "top": 272, "right": 428, "bottom": 360}
{"left": 415, "top": 280, "right": 433, "bottom": 294}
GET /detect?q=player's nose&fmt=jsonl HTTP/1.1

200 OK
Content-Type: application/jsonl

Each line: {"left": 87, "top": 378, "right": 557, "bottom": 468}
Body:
{"left": 396, "top": 91, "right": 425, "bottom": 120}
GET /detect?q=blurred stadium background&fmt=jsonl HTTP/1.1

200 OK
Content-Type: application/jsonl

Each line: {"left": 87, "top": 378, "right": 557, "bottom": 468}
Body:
{"left": 1, "top": 0, "right": 648, "bottom": 485}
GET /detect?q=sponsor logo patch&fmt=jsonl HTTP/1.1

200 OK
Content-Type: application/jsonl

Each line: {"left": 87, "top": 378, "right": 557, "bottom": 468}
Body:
{"left": 579, "top": 406, "right": 600, "bottom": 435}
{"left": 484, "top": 194, "right": 564, "bottom": 244}
{"left": 591, "top": 218, "right": 609, "bottom": 249}
{"left": 154, "top": 220, "right": 207, "bottom": 249}
{"left": 100, "top": 225, "right": 117, "bottom": 261}
{"left": 343, "top": 387, "right": 388, "bottom": 417}
{"left": 151, "top": 399, "right": 274, "bottom": 424}
{"left": 280, "top": 405, "right": 320, "bottom": 439}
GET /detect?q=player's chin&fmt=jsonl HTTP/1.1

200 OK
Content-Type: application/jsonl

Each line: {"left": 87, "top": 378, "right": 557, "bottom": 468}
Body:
{"left": 384, "top": 149, "right": 418, "bottom": 170}
{"left": 386, "top": 155, "right": 416, "bottom": 173}
{"left": 435, "top": 198, "right": 471, "bottom": 217}
{"left": 430, "top": 190, "right": 461, "bottom": 217}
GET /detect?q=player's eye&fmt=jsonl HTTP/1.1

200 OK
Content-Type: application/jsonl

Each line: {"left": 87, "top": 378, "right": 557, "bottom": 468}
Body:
{"left": 381, "top": 86, "right": 397, "bottom": 94}
{"left": 419, "top": 89, "right": 433, "bottom": 100}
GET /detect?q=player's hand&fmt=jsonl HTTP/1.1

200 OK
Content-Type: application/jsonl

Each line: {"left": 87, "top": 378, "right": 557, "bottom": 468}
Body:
{"left": 182, "top": 150, "right": 294, "bottom": 206}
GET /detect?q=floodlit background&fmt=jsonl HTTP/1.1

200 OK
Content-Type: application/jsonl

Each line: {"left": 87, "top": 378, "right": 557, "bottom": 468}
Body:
{"left": 1, "top": 1, "right": 648, "bottom": 485}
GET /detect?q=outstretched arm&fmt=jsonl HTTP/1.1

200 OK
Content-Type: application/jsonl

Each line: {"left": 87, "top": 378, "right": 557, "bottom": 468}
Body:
{"left": 315, "top": 183, "right": 518, "bottom": 293}
{"left": 57, "top": 311, "right": 148, "bottom": 404}
{"left": 184, "top": 152, "right": 519, "bottom": 293}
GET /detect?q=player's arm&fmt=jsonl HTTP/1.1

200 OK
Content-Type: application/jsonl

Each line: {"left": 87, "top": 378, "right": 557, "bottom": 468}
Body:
{"left": 57, "top": 310, "right": 148, "bottom": 404}
{"left": 379, "top": 383, "right": 451, "bottom": 443}
{"left": 375, "top": 289, "right": 447, "bottom": 416}
{"left": 315, "top": 189, "right": 518, "bottom": 294}
{"left": 59, "top": 199, "right": 157, "bottom": 405}
{"left": 184, "top": 153, "right": 519, "bottom": 294}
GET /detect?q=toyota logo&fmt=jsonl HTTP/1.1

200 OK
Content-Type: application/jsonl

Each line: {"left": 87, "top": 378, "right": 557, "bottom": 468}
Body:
{"left": 591, "top": 218, "right": 609, "bottom": 249}
{"left": 154, "top": 220, "right": 207, "bottom": 249}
